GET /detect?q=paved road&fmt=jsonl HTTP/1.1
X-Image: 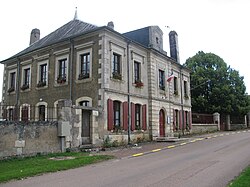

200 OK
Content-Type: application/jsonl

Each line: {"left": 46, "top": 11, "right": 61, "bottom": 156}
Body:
{"left": 2, "top": 130, "right": 250, "bottom": 187}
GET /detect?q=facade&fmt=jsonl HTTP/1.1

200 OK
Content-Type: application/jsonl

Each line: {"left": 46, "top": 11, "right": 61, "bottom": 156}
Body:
{"left": 1, "top": 17, "right": 191, "bottom": 146}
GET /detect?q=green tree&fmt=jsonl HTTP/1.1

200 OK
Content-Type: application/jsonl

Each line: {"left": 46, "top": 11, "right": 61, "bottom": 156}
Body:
{"left": 184, "top": 51, "right": 249, "bottom": 115}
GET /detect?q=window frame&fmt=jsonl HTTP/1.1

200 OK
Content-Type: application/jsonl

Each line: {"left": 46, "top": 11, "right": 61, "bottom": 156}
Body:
{"left": 174, "top": 77, "right": 178, "bottom": 95}
{"left": 113, "top": 101, "right": 121, "bottom": 129}
{"left": 76, "top": 49, "right": 92, "bottom": 82}
{"left": 135, "top": 104, "right": 141, "bottom": 130}
{"left": 159, "top": 69, "right": 165, "bottom": 90}
{"left": 134, "top": 61, "right": 141, "bottom": 83}
{"left": 37, "top": 60, "right": 49, "bottom": 88}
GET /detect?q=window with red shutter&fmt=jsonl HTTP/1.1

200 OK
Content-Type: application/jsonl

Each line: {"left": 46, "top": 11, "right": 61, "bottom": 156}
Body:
{"left": 107, "top": 99, "right": 113, "bottom": 131}
{"left": 142, "top": 104, "right": 147, "bottom": 130}
{"left": 123, "top": 102, "right": 128, "bottom": 130}
{"left": 131, "top": 103, "right": 135, "bottom": 131}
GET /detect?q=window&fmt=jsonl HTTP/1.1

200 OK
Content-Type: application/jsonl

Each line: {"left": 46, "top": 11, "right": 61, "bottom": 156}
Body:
{"left": 37, "top": 63, "right": 47, "bottom": 87}
{"left": 112, "top": 53, "right": 121, "bottom": 79}
{"left": 57, "top": 59, "right": 67, "bottom": 83}
{"left": 184, "top": 81, "right": 188, "bottom": 98}
{"left": 8, "top": 108, "right": 14, "bottom": 121}
{"left": 113, "top": 101, "right": 121, "bottom": 128}
{"left": 21, "top": 68, "right": 30, "bottom": 90}
{"left": 79, "top": 100, "right": 89, "bottom": 107}
{"left": 21, "top": 106, "right": 29, "bottom": 121}
{"left": 135, "top": 104, "right": 141, "bottom": 130}
{"left": 174, "top": 77, "right": 178, "bottom": 95}
{"left": 8, "top": 72, "right": 16, "bottom": 92}
{"left": 175, "top": 109, "right": 179, "bottom": 130}
{"left": 79, "top": 53, "right": 90, "bottom": 79}
{"left": 134, "top": 61, "right": 140, "bottom": 83}
{"left": 38, "top": 105, "right": 46, "bottom": 121}
{"left": 159, "top": 70, "right": 165, "bottom": 90}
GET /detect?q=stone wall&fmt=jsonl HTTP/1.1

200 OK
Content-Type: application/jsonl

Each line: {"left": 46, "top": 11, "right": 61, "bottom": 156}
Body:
{"left": 0, "top": 121, "right": 60, "bottom": 158}
{"left": 191, "top": 124, "right": 219, "bottom": 134}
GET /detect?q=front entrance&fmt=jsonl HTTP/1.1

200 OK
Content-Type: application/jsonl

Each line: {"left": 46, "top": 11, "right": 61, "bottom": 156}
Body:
{"left": 82, "top": 110, "right": 91, "bottom": 144}
{"left": 159, "top": 109, "right": 165, "bottom": 137}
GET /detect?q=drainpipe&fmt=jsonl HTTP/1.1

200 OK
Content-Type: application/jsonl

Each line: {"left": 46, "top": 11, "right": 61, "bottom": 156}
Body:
{"left": 69, "top": 39, "right": 74, "bottom": 102}
{"left": 127, "top": 40, "right": 131, "bottom": 144}
{"left": 16, "top": 58, "right": 21, "bottom": 120}
{"left": 180, "top": 66, "right": 185, "bottom": 136}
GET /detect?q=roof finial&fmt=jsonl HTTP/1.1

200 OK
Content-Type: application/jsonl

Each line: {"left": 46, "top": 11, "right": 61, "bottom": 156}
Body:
{"left": 74, "top": 7, "right": 78, "bottom": 20}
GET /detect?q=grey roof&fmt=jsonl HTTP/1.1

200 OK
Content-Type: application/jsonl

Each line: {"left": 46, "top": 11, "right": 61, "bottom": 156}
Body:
{"left": 123, "top": 27, "right": 150, "bottom": 48}
{"left": 3, "top": 19, "right": 98, "bottom": 62}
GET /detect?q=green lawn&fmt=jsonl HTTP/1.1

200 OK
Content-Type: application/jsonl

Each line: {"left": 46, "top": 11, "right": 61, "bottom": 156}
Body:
{"left": 0, "top": 152, "right": 114, "bottom": 183}
{"left": 228, "top": 166, "right": 250, "bottom": 187}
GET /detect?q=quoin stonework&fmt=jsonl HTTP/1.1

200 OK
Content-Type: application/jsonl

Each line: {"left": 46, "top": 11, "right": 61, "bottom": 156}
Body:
{"left": 1, "top": 15, "right": 191, "bottom": 149}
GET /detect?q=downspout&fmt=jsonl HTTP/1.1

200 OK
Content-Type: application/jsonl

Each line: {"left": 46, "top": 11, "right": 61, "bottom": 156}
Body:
{"left": 16, "top": 58, "right": 21, "bottom": 120}
{"left": 127, "top": 40, "right": 131, "bottom": 144}
{"left": 69, "top": 39, "right": 74, "bottom": 101}
{"left": 180, "top": 66, "right": 185, "bottom": 135}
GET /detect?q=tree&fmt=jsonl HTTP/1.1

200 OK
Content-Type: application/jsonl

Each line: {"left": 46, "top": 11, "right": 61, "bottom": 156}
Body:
{"left": 184, "top": 51, "right": 249, "bottom": 115}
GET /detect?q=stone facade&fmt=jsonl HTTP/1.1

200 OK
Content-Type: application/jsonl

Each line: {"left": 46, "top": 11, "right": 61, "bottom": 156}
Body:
{"left": 1, "top": 19, "right": 191, "bottom": 147}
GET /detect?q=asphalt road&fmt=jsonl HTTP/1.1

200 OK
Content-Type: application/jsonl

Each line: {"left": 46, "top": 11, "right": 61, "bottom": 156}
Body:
{"left": 2, "top": 130, "right": 250, "bottom": 187}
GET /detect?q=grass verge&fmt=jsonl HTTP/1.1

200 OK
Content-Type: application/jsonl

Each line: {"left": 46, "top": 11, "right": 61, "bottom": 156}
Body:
{"left": 0, "top": 152, "right": 114, "bottom": 183}
{"left": 228, "top": 166, "right": 250, "bottom": 187}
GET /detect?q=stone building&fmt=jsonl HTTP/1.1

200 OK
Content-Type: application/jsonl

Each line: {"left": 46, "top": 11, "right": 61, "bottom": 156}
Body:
{"left": 0, "top": 16, "right": 191, "bottom": 146}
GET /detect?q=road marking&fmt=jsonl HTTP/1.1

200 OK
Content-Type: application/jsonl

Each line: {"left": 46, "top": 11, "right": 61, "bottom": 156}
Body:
{"left": 213, "top": 135, "right": 218, "bottom": 138}
{"left": 190, "top": 140, "right": 196, "bottom": 143}
{"left": 180, "top": 142, "right": 187, "bottom": 146}
{"left": 167, "top": 145, "right": 175, "bottom": 149}
{"left": 232, "top": 132, "right": 236, "bottom": 134}
{"left": 206, "top": 136, "right": 212, "bottom": 139}
{"left": 237, "top": 132, "right": 241, "bottom": 134}
{"left": 226, "top": 133, "right": 230, "bottom": 135}
{"left": 132, "top": 153, "right": 144, "bottom": 157}
{"left": 220, "top": 134, "right": 224, "bottom": 136}
{"left": 243, "top": 130, "right": 246, "bottom": 133}
{"left": 152, "top": 149, "right": 161, "bottom": 152}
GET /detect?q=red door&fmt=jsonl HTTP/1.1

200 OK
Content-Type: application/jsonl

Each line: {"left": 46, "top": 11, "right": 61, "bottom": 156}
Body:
{"left": 159, "top": 110, "right": 165, "bottom": 137}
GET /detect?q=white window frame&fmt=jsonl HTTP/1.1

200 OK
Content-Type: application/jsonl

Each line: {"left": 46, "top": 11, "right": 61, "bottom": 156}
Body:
{"left": 20, "top": 103, "right": 31, "bottom": 121}
{"left": 76, "top": 48, "right": 92, "bottom": 82}
{"left": 21, "top": 65, "right": 31, "bottom": 91}
{"left": 55, "top": 54, "right": 69, "bottom": 85}
{"left": 35, "top": 101, "right": 48, "bottom": 121}
{"left": 37, "top": 60, "right": 49, "bottom": 88}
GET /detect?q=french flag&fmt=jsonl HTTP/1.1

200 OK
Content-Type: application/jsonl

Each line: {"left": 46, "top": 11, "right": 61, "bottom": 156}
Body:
{"left": 167, "top": 72, "right": 174, "bottom": 82}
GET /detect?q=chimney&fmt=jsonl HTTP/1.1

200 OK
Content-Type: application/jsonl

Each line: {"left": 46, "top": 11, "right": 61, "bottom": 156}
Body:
{"left": 169, "top": 30, "right": 180, "bottom": 63}
{"left": 107, "top": 21, "right": 114, "bottom": 30}
{"left": 30, "top": 28, "right": 40, "bottom": 45}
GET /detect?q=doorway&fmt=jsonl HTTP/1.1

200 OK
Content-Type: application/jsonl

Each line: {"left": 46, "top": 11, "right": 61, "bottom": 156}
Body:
{"left": 82, "top": 110, "right": 91, "bottom": 144}
{"left": 159, "top": 109, "right": 165, "bottom": 137}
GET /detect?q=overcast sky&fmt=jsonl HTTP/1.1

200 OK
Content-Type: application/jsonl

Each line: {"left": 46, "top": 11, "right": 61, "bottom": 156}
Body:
{"left": 0, "top": 0, "right": 250, "bottom": 101}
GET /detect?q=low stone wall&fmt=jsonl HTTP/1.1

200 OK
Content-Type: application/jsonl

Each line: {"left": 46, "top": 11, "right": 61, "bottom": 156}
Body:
{"left": 230, "top": 123, "right": 247, "bottom": 131}
{"left": 0, "top": 121, "right": 61, "bottom": 158}
{"left": 191, "top": 124, "right": 219, "bottom": 134}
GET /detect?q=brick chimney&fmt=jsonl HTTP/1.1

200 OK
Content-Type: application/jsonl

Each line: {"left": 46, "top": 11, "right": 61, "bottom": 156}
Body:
{"left": 169, "top": 31, "right": 180, "bottom": 63}
{"left": 30, "top": 28, "right": 40, "bottom": 45}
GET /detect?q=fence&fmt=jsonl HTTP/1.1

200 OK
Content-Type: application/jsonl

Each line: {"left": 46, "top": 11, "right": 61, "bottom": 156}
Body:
{"left": 192, "top": 113, "right": 214, "bottom": 124}
{"left": 0, "top": 104, "right": 58, "bottom": 122}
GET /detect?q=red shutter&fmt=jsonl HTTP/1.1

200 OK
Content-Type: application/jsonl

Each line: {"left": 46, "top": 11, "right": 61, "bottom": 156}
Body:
{"left": 179, "top": 110, "right": 182, "bottom": 130}
{"left": 123, "top": 102, "right": 128, "bottom": 130}
{"left": 189, "top": 111, "right": 192, "bottom": 129}
{"left": 173, "top": 109, "right": 176, "bottom": 131}
{"left": 142, "top": 104, "right": 147, "bottom": 130}
{"left": 107, "top": 99, "right": 113, "bottom": 131}
{"left": 131, "top": 103, "right": 135, "bottom": 131}
{"left": 183, "top": 111, "right": 186, "bottom": 130}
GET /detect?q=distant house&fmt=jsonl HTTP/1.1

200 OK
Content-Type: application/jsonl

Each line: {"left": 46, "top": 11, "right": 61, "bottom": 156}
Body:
{"left": 0, "top": 16, "right": 191, "bottom": 145}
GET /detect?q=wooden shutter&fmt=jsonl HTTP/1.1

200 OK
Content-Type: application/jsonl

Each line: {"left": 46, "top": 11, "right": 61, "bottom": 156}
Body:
{"left": 107, "top": 99, "right": 113, "bottom": 131}
{"left": 189, "top": 111, "right": 192, "bottom": 129}
{"left": 173, "top": 109, "right": 176, "bottom": 131}
{"left": 183, "top": 111, "right": 186, "bottom": 130}
{"left": 179, "top": 110, "right": 182, "bottom": 130}
{"left": 142, "top": 104, "right": 147, "bottom": 130}
{"left": 131, "top": 103, "right": 135, "bottom": 131}
{"left": 123, "top": 102, "right": 128, "bottom": 130}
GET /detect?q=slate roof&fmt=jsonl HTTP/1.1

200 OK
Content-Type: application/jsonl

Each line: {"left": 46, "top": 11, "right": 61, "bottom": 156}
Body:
{"left": 2, "top": 19, "right": 98, "bottom": 62}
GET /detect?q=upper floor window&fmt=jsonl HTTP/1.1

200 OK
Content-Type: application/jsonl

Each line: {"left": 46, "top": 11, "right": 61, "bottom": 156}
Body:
{"left": 56, "top": 58, "right": 67, "bottom": 84}
{"left": 8, "top": 72, "right": 16, "bottom": 93}
{"left": 37, "top": 63, "right": 47, "bottom": 87}
{"left": 134, "top": 61, "right": 140, "bottom": 83}
{"left": 159, "top": 70, "right": 165, "bottom": 90}
{"left": 184, "top": 80, "right": 188, "bottom": 98}
{"left": 21, "top": 68, "right": 30, "bottom": 90}
{"left": 79, "top": 53, "right": 90, "bottom": 79}
{"left": 174, "top": 77, "right": 178, "bottom": 95}
{"left": 112, "top": 53, "right": 122, "bottom": 80}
